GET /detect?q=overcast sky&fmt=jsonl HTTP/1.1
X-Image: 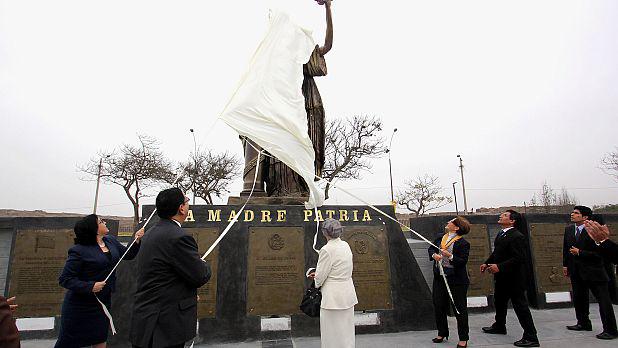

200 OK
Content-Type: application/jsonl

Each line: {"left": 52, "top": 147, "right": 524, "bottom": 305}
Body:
{"left": 1, "top": 0, "right": 617, "bottom": 217}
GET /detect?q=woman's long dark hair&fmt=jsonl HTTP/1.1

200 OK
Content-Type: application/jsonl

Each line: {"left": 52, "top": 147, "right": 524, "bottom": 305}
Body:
{"left": 74, "top": 214, "right": 99, "bottom": 245}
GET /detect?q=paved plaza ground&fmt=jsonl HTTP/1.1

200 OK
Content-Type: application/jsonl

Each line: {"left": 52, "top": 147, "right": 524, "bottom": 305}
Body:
{"left": 23, "top": 304, "right": 618, "bottom": 347}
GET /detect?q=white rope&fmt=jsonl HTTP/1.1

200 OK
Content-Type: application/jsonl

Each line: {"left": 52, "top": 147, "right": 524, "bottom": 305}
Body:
{"left": 201, "top": 151, "right": 262, "bottom": 260}
{"left": 437, "top": 261, "right": 460, "bottom": 315}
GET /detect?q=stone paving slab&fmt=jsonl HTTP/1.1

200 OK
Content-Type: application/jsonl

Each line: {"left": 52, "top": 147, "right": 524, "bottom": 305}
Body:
{"left": 22, "top": 305, "right": 618, "bottom": 347}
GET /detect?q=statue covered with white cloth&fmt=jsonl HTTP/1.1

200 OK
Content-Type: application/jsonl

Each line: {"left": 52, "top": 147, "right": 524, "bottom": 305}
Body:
{"left": 240, "top": 0, "right": 333, "bottom": 199}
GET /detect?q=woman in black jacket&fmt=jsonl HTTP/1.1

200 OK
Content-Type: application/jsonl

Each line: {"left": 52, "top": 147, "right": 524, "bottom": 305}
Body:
{"left": 428, "top": 216, "right": 471, "bottom": 348}
{"left": 55, "top": 214, "right": 143, "bottom": 348}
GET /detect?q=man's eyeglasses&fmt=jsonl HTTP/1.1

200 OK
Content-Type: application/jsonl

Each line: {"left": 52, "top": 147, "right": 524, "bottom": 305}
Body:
{"left": 183, "top": 197, "right": 190, "bottom": 204}
{"left": 98, "top": 219, "right": 106, "bottom": 225}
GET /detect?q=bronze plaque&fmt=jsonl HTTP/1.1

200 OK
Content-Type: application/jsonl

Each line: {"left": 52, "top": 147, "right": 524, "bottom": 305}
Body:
{"left": 466, "top": 224, "right": 493, "bottom": 296}
{"left": 530, "top": 223, "right": 570, "bottom": 293}
{"left": 342, "top": 226, "right": 392, "bottom": 310}
{"left": 187, "top": 228, "right": 219, "bottom": 318}
{"left": 247, "top": 227, "right": 305, "bottom": 315}
{"left": 8, "top": 229, "right": 74, "bottom": 317}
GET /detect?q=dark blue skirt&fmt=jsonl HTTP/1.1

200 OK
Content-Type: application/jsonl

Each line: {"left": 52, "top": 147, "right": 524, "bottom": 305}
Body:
{"left": 55, "top": 290, "right": 111, "bottom": 348}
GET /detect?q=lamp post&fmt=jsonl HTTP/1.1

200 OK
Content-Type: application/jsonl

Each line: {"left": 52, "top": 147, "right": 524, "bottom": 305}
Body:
{"left": 93, "top": 154, "right": 110, "bottom": 214}
{"left": 457, "top": 154, "right": 468, "bottom": 214}
{"left": 452, "top": 181, "right": 459, "bottom": 215}
{"left": 387, "top": 128, "right": 398, "bottom": 206}
{"left": 190, "top": 129, "right": 197, "bottom": 205}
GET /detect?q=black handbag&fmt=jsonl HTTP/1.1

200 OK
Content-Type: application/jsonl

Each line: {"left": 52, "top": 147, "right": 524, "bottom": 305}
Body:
{"left": 299, "top": 281, "right": 322, "bottom": 317}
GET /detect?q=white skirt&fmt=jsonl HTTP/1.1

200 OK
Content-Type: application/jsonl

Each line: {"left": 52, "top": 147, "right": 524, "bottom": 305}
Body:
{"left": 320, "top": 307, "right": 355, "bottom": 348}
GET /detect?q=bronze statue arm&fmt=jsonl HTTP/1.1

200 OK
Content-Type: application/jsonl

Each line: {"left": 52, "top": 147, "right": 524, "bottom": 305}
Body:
{"left": 319, "top": 0, "right": 333, "bottom": 56}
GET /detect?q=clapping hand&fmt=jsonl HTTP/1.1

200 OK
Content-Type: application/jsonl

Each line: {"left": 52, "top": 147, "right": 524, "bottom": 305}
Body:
{"left": 432, "top": 253, "right": 443, "bottom": 261}
{"left": 7, "top": 296, "right": 17, "bottom": 313}
{"left": 569, "top": 246, "right": 580, "bottom": 256}
{"left": 584, "top": 220, "right": 610, "bottom": 243}
{"left": 307, "top": 272, "right": 316, "bottom": 279}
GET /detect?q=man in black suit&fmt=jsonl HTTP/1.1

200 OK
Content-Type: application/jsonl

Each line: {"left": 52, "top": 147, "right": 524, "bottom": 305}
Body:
{"left": 562, "top": 206, "right": 617, "bottom": 339}
{"left": 130, "top": 188, "right": 211, "bottom": 348}
{"left": 481, "top": 210, "right": 539, "bottom": 347}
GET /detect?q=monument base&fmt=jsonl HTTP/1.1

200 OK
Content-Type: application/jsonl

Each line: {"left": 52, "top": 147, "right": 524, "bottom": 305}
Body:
{"left": 110, "top": 204, "right": 434, "bottom": 346}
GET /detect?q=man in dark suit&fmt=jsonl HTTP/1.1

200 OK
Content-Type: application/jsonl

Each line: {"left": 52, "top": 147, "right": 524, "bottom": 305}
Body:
{"left": 481, "top": 210, "right": 539, "bottom": 347}
{"left": 562, "top": 206, "right": 617, "bottom": 339}
{"left": 130, "top": 188, "right": 211, "bottom": 348}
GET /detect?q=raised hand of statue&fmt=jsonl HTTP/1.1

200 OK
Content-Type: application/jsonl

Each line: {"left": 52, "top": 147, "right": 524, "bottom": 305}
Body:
{"left": 315, "top": 0, "right": 331, "bottom": 6}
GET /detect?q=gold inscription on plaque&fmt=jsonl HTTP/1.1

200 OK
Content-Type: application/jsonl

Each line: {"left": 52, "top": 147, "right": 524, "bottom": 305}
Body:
{"left": 530, "top": 223, "right": 570, "bottom": 293}
{"left": 247, "top": 227, "right": 304, "bottom": 315}
{"left": 208, "top": 209, "right": 221, "bottom": 222}
{"left": 187, "top": 228, "right": 219, "bottom": 318}
{"left": 465, "top": 224, "right": 493, "bottom": 297}
{"left": 186, "top": 210, "right": 195, "bottom": 222}
{"left": 342, "top": 226, "right": 392, "bottom": 310}
{"left": 8, "top": 229, "right": 74, "bottom": 317}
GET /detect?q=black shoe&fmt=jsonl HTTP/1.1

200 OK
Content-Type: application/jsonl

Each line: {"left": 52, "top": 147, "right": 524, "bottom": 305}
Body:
{"left": 596, "top": 332, "right": 618, "bottom": 340}
{"left": 566, "top": 324, "right": 592, "bottom": 331}
{"left": 513, "top": 338, "right": 540, "bottom": 347}
{"left": 432, "top": 336, "right": 448, "bottom": 343}
{"left": 482, "top": 326, "right": 507, "bottom": 335}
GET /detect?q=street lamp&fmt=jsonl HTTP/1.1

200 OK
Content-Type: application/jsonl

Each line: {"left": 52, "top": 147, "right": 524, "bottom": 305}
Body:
{"left": 387, "top": 128, "right": 398, "bottom": 206}
{"left": 93, "top": 154, "right": 111, "bottom": 214}
{"left": 457, "top": 154, "right": 468, "bottom": 214}
{"left": 452, "top": 182, "right": 459, "bottom": 215}
{"left": 190, "top": 129, "right": 197, "bottom": 205}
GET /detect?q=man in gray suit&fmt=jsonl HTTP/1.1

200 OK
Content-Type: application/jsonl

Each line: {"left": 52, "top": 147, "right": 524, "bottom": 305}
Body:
{"left": 130, "top": 188, "right": 211, "bottom": 348}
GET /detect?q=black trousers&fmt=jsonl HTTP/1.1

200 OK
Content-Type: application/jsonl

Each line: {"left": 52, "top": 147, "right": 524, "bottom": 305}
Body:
{"left": 571, "top": 273, "right": 618, "bottom": 334}
{"left": 133, "top": 345, "right": 183, "bottom": 348}
{"left": 493, "top": 279, "right": 538, "bottom": 341}
{"left": 432, "top": 277, "right": 469, "bottom": 341}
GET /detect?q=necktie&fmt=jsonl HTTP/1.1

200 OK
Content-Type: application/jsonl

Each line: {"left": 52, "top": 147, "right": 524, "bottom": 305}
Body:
{"left": 575, "top": 227, "right": 581, "bottom": 241}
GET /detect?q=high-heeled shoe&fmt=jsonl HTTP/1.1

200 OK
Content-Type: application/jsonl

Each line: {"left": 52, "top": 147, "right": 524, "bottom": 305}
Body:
{"left": 456, "top": 342, "right": 467, "bottom": 348}
{"left": 432, "top": 336, "right": 448, "bottom": 343}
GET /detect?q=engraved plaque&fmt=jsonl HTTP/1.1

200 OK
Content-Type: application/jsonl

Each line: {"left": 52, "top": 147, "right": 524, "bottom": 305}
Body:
{"left": 8, "top": 229, "right": 74, "bottom": 317}
{"left": 187, "top": 228, "right": 219, "bottom": 318}
{"left": 530, "top": 224, "right": 570, "bottom": 293}
{"left": 247, "top": 227, "right": 304, "bottom": 315}
{"left": 466, "top": 224, "right": 493, "bottom": 296}
{"left": 342, "top": 226, "right": 392, "bottom": 310}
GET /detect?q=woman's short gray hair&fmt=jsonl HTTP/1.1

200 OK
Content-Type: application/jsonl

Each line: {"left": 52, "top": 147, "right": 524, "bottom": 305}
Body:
{"left": 322, "top": 218, "right": 343, "bottom": 239}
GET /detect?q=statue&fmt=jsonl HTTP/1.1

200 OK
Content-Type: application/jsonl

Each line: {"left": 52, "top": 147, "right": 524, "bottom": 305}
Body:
{"left": 240, "top": 0, "right": 333, "bottom": 198}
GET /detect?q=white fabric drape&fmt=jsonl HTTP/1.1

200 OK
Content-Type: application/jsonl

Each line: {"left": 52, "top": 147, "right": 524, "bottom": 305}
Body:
{"left": 219, "top": 10, "right": 325, "bottom": 209}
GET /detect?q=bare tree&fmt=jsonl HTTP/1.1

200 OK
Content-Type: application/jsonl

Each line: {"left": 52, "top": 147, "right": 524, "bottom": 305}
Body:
{"left": 322, "top": 115, "right": 386, "bottom": 199}
{"left": 176, "top": 149, "right": 241, "bottom": 204}
{"left": 601, "top": 147, "right": 618, "bottom": 181}
{"left": 79, "top": 134, "right": 173, "bottom": 225}
{"left": 396, "top": 174, "right": 452, "bottom": 217}
{"left": 556, "top": 187, "right": 578, "bottom": 206}
{"left": 539, "top": 181, "right": 556, "bottom": 209}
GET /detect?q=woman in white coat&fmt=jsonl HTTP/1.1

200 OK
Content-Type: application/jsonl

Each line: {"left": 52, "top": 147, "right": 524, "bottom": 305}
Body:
{"left": 308, "top": 218, "right": 358, "bottom": 348}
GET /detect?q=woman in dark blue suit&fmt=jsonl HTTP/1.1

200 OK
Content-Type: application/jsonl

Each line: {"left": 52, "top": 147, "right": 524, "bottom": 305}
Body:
{"left": 428, "top": 216, "right": 471, "bottom": 348}
{"left": 55, "top": 214, "right": 143, "bottom": 348}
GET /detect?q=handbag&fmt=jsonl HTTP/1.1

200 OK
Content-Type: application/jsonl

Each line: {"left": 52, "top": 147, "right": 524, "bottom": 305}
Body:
{"left": 299, "top": 280, "right": 322, "bottom": 317}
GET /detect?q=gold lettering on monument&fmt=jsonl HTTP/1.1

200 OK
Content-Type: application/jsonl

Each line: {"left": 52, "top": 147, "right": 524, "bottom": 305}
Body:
{"left": 208, "top": 209, "right": 221, "bottom": 222}
{"left": 186, "top": 210, "right": 195, "bottom": 222}
{"left": 277, "top": 210, "right": 286, "bottom": 222}
{"left": 261, "top": 210, "right": 272, "bottom": 222}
